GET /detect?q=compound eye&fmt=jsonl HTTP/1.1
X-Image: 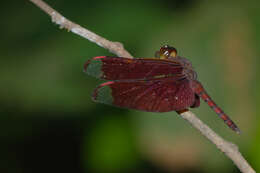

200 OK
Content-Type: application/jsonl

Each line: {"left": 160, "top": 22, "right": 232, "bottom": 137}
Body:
{"left": 170, "top": 49, "right": 177, "bottom": 58}
{"left": 163, "top": 50, "right": 170, "bottom": 57}
{"left": 158, "top": 51, "right": 169, "bottom": 59}
{"left": 157, "top": 45, "right": 178, "bottom": 59}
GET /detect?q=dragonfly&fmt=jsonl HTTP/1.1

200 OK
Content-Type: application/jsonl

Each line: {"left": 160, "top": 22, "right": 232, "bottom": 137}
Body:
{"left": 84, "top": 45, "right": 240, "bottom": 134}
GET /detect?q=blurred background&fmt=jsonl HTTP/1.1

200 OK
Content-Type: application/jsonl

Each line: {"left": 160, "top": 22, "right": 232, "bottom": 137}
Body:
{"left": 1, "top": 0, "right": 259, "bottom": 172}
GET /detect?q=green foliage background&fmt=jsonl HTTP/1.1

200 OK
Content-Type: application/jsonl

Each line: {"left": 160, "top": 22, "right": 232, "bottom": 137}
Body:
{"left": 1, "top": 0, "right": 260, "bottom": 172}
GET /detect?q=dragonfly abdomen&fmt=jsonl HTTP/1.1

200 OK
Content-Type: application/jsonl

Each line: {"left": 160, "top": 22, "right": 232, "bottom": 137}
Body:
{"left": 192, "top": 81, "right": 241, "bottom": 134}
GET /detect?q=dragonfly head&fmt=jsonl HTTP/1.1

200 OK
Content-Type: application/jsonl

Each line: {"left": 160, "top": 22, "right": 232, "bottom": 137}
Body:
{"left": 155, "top": 45, "right": 177, "bottom": 59}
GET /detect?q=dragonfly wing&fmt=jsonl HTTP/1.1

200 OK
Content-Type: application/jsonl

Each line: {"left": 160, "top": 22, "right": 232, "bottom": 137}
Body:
{"left": 84, "top": 56, "right": 183, "bottom": 80}
{"left": 92, "top": 79, "right": 196, "bottom": 112}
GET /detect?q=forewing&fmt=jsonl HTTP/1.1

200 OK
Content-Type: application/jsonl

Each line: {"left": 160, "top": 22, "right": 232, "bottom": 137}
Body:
{"left": 84, "top": 56, "right": 183, "bottom": 80}
{"left": 92, "top": 79, "right": 196, "bottom": 112}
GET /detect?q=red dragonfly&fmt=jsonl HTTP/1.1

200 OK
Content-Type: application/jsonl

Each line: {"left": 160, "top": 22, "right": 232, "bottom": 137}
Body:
{"left": 84, "top": 45, "right": 240, "bottom": 134}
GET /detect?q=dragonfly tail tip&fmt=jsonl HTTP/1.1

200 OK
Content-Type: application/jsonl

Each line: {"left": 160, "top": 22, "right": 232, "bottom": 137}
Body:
{"left": 234, "top": 127, "right": 242, "bottom": 135}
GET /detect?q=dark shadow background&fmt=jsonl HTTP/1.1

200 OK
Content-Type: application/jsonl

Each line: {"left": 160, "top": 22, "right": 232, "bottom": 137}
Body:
{"left": 1, "top": 0, "right": 260, "bottom": 172}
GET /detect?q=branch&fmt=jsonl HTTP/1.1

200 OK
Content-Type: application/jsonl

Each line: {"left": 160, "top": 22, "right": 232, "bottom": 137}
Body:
{"left": 29, "top": 0, "right": 132, "bottom": 58}
{"left": 29, "top": 1, "right": 255, "bottom": 173}
{"left": 180, "top": 111, "right": 254, "bottom": 173}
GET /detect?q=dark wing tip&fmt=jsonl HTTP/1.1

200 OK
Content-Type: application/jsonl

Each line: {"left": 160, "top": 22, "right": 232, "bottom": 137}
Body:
{"left": 234, "top": 127, "right": 242, "bottom": 135}
{"left": 83, "top": 60, "right": 91, "bottom": 73}
{"left": 83, "top": 56, "right": 106, "bottom": 73}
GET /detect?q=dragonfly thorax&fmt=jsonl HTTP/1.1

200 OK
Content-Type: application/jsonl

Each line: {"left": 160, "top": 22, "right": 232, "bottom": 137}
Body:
{"left": 176, "top": 56, "right": 197, "bottom": 80}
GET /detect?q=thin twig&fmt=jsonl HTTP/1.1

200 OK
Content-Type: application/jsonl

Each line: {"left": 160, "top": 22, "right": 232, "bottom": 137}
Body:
{"left": 29, "top": 0, "right": 255, "bottom": 173}
{"left": 180, "top": 111, "right": 254, "bottom": 173}
{"left": 29, "top": 0, "right": 132, "bottom": 58}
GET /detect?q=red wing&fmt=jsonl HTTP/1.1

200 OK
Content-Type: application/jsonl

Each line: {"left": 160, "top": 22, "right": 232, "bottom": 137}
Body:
{"left": 92, "top": 79, "right": 196, "bottom": 112}
{"left": 84, "top": 56, "right": 183, "bottom": 80}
